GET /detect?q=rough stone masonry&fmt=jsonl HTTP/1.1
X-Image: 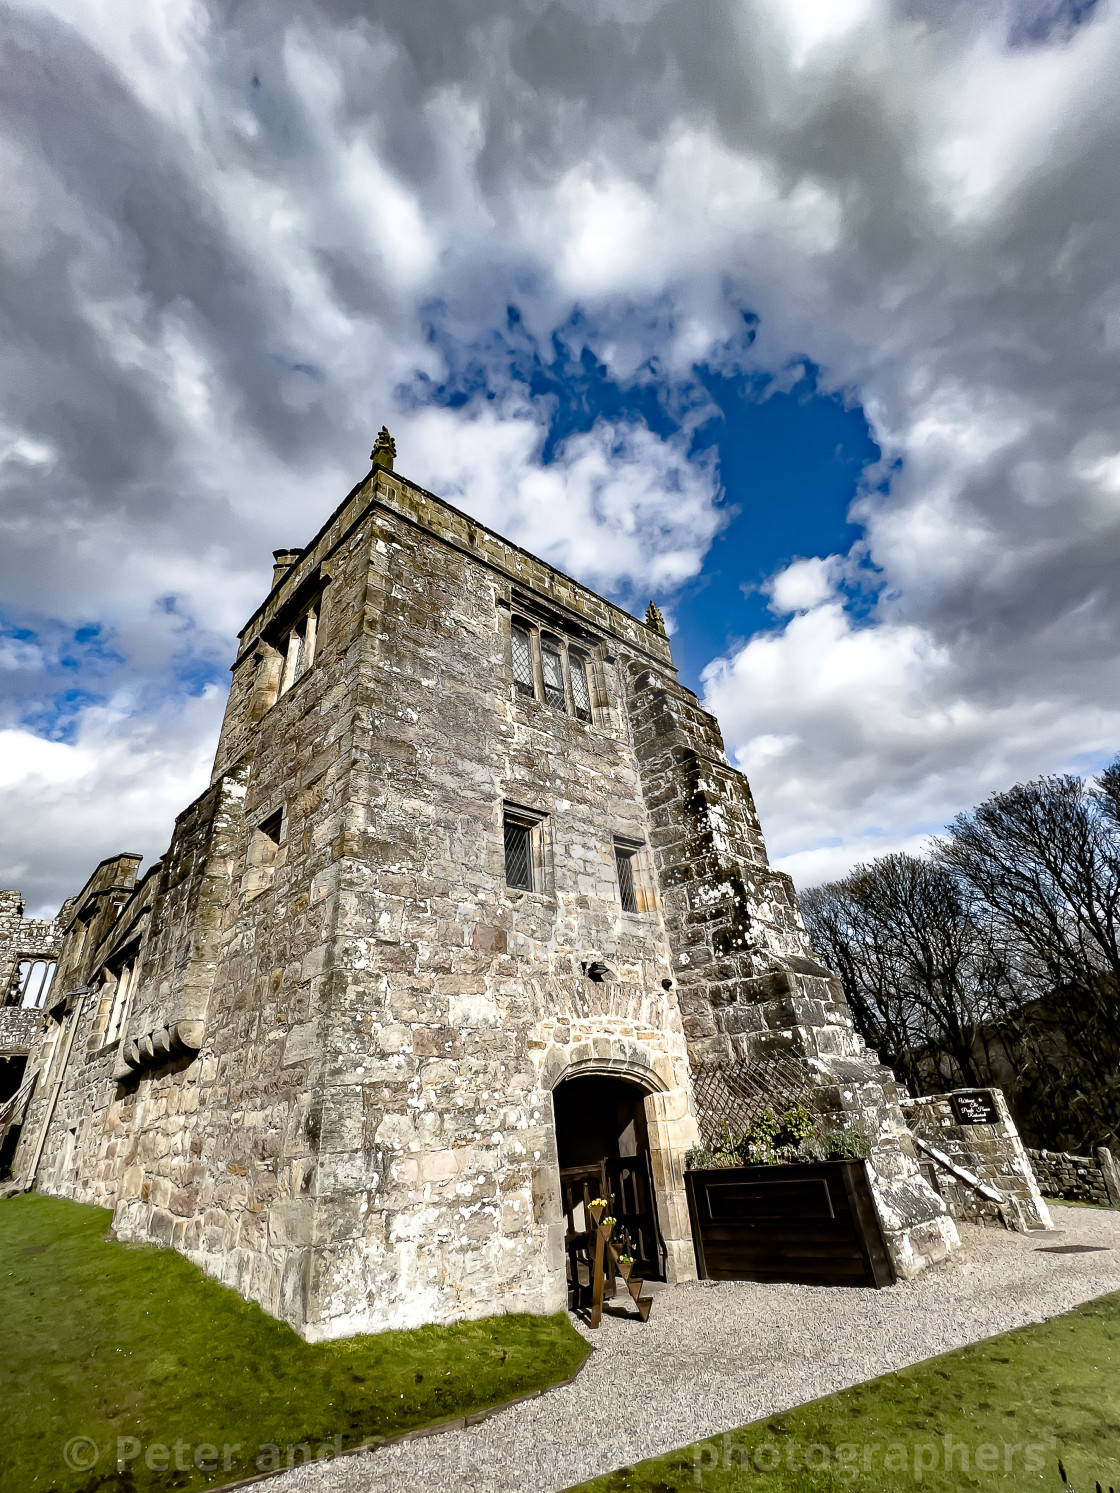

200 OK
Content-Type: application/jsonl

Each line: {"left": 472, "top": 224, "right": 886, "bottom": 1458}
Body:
{"left": 4, "top": 434, "right": 957, "bottom": 1338}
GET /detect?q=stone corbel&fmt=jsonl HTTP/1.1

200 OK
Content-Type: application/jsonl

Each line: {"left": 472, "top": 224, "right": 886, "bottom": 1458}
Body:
{"left": 114, "top": 1019, "right": 205, "bottom": 1080}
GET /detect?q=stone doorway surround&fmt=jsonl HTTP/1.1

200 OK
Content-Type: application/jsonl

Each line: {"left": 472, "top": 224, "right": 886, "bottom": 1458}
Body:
{"left": 536, "top": 1031, "right": 701, "bottom": 1286}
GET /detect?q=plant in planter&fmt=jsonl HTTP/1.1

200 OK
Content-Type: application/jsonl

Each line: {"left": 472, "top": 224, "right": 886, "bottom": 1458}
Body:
{"left": 685, "top": 1106, "right": 873, "bottom": 1169}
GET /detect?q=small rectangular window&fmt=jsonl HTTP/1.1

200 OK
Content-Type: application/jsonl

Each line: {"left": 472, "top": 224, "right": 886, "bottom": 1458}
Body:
{"left": 540, "top": 638, "right": 566, "bottom": 711}
{"left": 243, "top": 808, "right": 285, "bottom": 900}
{"left": 511, "top": 623, "right": 535, "bottom": 698}
{"left": 570, "top": 651, "right": 592, "bottom": 722}
{"left": 105, "top": 958, "right": 137, "bottom": 1045}
{"left": 615, "top": 845, "right": 638, "bottom": 913}
{"left": 504, "top": 818, "right": 534, "bottom": 891}
{"left": 279, "top": 605, "right": 318, "bottom": 697}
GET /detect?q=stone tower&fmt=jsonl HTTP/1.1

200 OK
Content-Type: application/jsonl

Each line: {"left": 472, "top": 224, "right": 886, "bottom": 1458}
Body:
{"left": 11, "top": 440, "right": 956, "bottom": 1338}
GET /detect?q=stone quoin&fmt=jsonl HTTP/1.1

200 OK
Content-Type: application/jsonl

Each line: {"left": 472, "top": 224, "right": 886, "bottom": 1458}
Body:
{"left": 1, "top": 435, "right": 958, "bottom": 1338}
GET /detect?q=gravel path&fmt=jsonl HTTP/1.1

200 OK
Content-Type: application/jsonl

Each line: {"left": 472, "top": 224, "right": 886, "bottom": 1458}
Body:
{"left": 270, "top": 1205, "right": 1120, "bottom": 1493}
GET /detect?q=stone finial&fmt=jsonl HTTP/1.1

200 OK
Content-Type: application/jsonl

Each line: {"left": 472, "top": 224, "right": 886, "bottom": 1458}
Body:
{"left": 370, "top": 426, "right": 397, "bottom": 472}
{"left": 644, "top": 599, "right": 667, "bottom": 637}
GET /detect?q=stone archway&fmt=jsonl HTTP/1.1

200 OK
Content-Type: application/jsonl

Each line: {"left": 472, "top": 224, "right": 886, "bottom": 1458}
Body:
{"left": 544, "top": 1049, "right": 700, "bottom": 1289}
{"left": 553, "top": 1071, "right": 665, "bottom": 1300}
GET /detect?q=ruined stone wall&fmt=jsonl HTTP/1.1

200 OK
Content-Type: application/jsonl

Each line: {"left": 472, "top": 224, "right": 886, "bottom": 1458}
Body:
{"left": 0, "top": 1007, "right": 43, "bottom": 1059}
{"left": 0, "top": 888, "right": 62, "bottom": 1011}
{"left": 902, "top": 1090, "right": 1051, "bottom": 1232}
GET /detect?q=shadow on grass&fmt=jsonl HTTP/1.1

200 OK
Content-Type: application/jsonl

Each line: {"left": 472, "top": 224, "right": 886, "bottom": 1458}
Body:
{"left": 1, "top": 1193, "right": 588, "bottom": 1492}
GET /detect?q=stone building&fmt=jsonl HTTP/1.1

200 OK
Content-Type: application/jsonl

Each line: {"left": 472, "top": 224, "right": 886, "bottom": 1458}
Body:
{"left": 5, "top": 431, "right": 957, "bottom": 1337}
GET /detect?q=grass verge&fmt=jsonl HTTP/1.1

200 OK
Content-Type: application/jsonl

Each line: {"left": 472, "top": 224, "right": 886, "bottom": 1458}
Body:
{"left": 567, "top": 1291, "right": 1120, "bottom": 1492}
{"left": 2, "top": 1193, "right": 588, "bottom": 1493}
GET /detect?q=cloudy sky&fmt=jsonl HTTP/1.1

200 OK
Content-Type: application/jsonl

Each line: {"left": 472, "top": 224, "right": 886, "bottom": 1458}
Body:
{"left": 2, "top": 0, "right": 1120, "bottom": 915}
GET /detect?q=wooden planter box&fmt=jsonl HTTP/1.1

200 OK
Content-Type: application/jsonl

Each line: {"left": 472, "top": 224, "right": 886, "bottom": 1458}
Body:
{"left": 685, "top": 1160, "right": 895, "bottom": 1289}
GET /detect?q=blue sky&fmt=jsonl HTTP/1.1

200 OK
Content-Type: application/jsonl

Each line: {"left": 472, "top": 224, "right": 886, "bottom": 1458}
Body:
{"left": 404, "top": 306, "right": 880, "bottom": 692}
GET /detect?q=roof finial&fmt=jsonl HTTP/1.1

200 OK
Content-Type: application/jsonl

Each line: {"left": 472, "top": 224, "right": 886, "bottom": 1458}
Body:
{"left": 644, "top": 599, "right": 667, "bottom": 637}
{"left": 370, "top": 425, "right": 396, "bottom": 472}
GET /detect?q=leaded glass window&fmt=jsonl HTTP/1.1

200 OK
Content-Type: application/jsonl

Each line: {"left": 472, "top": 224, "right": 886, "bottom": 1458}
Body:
{"left": 541, "top": 638, "right": 566, "bottom": 711}
{"left": 511, "top": 624, "right": 535, "bottom": 697}
{"left": 504, "top": 818, "right": 533, "bottom": 891}
{"left": 570, "top": 652, "right": 592, "bottom": 722}
{"left": 615, "top": 846, "right": 638, "bottom": 913}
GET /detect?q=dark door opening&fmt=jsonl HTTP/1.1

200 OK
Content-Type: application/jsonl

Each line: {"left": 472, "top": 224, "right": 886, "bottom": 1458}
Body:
{"left": 553, "top": 1074, "right": 665, "bottom": 1308}
{"left": 0, "top": 1054, "right": 28, "bottom": 1179}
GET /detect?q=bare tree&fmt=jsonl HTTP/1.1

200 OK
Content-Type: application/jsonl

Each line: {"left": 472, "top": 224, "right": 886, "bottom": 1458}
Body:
{"left": 803, "top": 853, "right": 1004, "bottom": 1095}
{"left": 805, "top": 762, "right": 1120, "bottom": 1152}
{"left": 937, "top": 770, "right": 1120, "bottom": 1150}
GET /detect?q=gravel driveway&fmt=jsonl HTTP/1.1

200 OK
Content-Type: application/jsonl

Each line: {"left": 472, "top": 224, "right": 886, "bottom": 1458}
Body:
{"left": 268, "top": 1204, "right": 1120, "bottom": 1493}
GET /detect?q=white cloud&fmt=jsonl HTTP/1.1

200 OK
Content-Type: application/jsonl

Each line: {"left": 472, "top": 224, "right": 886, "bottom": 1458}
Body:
{"left": 2, "top": 0, "right": 1120, "bottom": 910}
{"left": 766, "top": 555, "right": 840, "bottom": 614}
{"left": 0, "top": 690, "right": 223, "bottom": 916}
{"left": 403, "top": 401, "right": 722, "bottom": 598}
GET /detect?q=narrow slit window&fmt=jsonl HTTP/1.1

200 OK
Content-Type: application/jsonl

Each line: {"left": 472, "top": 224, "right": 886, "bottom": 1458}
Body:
{"left": 504, "top": 818, "right": 534, "bottom": 891}
{"left": 259, "top": 808, "right": 284, "bottom": 845}
{"left": 540, "top": 638, "right": 566, "bottom": 711}
{"left": 570, "top": 651, "right": 592, "bottom": 722}
{"left": 615, "top": 846, "right": 638, "bottom": 914}
{"left": 511, "top": 624, "right": 535, "bottom": 698}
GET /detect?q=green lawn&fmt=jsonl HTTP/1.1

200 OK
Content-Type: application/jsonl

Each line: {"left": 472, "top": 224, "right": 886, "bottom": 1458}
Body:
{"left": 1, "top": 1193, "right": 588, "bottom": 1493}
{"left": 568, "top": 1291, "right": 1120, "bottom": 1492}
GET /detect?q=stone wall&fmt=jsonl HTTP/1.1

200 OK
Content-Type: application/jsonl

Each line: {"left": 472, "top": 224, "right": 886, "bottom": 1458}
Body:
{"left": 902, "top": 1090, "right": 1051, "bottom": 1231}
{"left": 0, "top": 1007, "right": 43, "bottom": 1058}
{"left": 1027, "top": 1147, "right": 1120, "bottom": 1207}
{"left": 624, "top": 660, "right": 959, "bottom": 1279}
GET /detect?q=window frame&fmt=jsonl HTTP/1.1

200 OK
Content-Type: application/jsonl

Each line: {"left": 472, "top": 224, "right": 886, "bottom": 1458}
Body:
{"left": 502, "top": 802, "right": 550, "bottom": 897}
{"left": 14, "top": 959, "right": 56, "bottom": 1010}
{"left": 278, "top": 601, "right": 319, "bottom": 697}
{"left": 243, "top": 807, "right": 287, "bottom": 901}
{"left": 613, "top": 836, "right": 653, "bottom": 916}
{"left": 510, "top": 620, "right": 537, "bottom": 699}
{"left": 539, "top": 632, "right": 567, "bottom": 712}
{"left": 568, "top": 648, "right": 593, "bottom": 723}
{"left": 504, "top": 818, "right": 534, "bottom": 891}
{"left": 615, "top": 844, "right": 639, "bottom": 914}
{"left": 104, "top": 952, "right": 139, "bottom": 1046}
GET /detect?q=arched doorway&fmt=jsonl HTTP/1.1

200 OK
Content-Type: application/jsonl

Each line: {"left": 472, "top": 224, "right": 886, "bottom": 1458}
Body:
{"left": 552, "top": 1073, "right": 666, "bottom": 1307}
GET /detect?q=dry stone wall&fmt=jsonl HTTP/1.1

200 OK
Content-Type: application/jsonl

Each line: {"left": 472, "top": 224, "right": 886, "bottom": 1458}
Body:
{"left": 1027, "top": 1147, "right": 1120, "bottom": 1207}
